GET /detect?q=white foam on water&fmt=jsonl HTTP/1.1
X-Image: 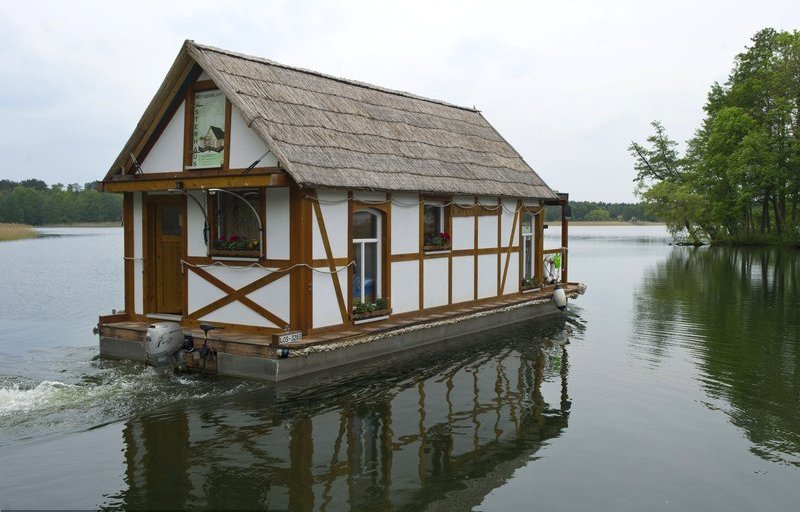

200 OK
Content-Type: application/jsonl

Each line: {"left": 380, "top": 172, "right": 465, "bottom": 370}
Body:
{"left": 0, "top": 380, "right": 79, "bottom": 414}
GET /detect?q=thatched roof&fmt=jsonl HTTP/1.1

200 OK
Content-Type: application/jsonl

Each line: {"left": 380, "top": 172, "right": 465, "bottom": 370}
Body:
{"left": 106, "top": 40, "right": 557, "bottom": 200}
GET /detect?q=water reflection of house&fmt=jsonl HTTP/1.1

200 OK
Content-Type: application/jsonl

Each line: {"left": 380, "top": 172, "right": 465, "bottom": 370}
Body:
{"left": 96, "top": 40, "right": 581, "bottom": 381}
{"left": 112, "top": 331, "right": 571, "bottom": 509}
{"left": 199, "top": 126, "right": 224, "bottom": 152}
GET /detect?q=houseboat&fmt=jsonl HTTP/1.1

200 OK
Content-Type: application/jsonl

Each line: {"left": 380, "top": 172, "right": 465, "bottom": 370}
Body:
{"left": 95, "top": 40, "right": 584, "bottom": 381}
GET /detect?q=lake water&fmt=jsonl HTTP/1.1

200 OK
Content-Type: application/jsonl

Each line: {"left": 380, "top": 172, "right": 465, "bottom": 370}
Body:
{"left": 0, "top": 226, "right": 798, "bottom": 510}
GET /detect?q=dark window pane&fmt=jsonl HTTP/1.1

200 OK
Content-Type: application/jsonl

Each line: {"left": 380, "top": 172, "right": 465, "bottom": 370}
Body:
{"left": 364, "top": 242, "right": 377, "bottom": 304}
{"left": 162, "top": 205, "right": 182, "bottom": 235}
{"left": 352, "top": 243, "right": 362, "bottom": 301}
{"left": 353, "top": 211, "right": 377, "bottom": 239}
{"left": 523, "top": 236, "right": 533, "bottom": 280}
{"left": 424, "top": 205, "right": 441, "bottom": 239}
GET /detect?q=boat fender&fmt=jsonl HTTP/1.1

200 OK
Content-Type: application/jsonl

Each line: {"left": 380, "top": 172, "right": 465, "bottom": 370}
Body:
{"left": 553, "top": 285, "right": 567, "bottom": 311}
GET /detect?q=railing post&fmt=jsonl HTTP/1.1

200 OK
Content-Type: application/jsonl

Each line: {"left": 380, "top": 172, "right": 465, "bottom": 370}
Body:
{"left": 560, "top": 193, "right": 569, "bottom": 284}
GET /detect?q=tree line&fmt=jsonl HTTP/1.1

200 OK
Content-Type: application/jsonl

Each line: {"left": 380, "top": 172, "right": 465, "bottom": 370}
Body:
{"left": 545, "top": 201, "right": 658, "bottom": 222}
{"left": 0, "top": 179, "right": 122, "bottom": 225}
{"left": 630, "top": 28, "right": 800, "bottom": 245}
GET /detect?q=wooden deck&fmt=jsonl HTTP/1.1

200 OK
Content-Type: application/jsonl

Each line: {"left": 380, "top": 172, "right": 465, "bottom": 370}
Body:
{"left": 99, "top": 284, "right": 579, "bottom": 366}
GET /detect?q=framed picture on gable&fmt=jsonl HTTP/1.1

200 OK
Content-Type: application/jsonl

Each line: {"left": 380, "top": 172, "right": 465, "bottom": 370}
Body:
{"left": 191, "top": 88, "right": 226, "bottom": 168}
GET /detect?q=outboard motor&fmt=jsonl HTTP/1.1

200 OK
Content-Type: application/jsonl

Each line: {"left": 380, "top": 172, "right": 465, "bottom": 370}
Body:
{"left": 145, "top": 322, "right": 184, "bottom": 367}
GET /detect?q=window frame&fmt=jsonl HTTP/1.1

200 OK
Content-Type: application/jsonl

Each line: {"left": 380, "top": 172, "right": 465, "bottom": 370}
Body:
{"left": 422, "top": 198, "right": 451, "bottom": 252}
{"left": 207, "top": 188, "right": 265, "bottom": 259}
{"left": 351, "top": 209, "right": 382, "bottom": 306}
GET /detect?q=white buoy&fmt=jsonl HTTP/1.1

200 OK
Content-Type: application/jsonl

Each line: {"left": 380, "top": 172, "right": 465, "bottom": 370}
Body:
{"left": 553, "top": 285, "right": 567, "bottom": 311}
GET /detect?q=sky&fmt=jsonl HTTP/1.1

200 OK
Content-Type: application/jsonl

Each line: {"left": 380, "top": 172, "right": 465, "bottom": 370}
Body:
{"left": 1, "top": 0, "right": 798, "bottom": 202}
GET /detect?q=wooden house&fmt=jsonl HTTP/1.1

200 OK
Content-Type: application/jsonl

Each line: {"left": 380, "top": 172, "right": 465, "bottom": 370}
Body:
{"left": 96, "top": 41, "right": 580, "bottom": 381}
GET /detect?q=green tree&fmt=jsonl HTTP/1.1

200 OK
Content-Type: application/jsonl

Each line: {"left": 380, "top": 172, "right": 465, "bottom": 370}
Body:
{"left": 631, "top": 28, "right": 800, "bottom": 245}
{"left": 585, "top": 208, "right": 611, "bottom": 221}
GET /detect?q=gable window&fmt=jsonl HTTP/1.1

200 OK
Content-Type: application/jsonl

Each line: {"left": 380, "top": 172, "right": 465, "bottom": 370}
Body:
{"left": 185, "top": 82, "right": 230, "bottom": 170}
{"left": 209, "top": 189, "right": 263, "bottom": 257}
{"left": 352, "top": 210, "right": 382, "bottom": 305}
{"left": 423, "top": 201, "right": 450, "bottom": 250}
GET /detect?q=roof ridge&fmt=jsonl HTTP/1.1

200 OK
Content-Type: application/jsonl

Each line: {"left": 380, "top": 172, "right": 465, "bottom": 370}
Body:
{"left": 187, "top": 40, "right": 480, "bottom": 114}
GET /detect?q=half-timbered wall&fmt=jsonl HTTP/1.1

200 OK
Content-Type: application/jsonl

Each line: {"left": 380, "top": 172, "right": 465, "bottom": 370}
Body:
{"left": 311, "top": 189, "right": 349, "bottom": 329}
{"left": 187, "top": 266, "right": 290, "bottom": 329}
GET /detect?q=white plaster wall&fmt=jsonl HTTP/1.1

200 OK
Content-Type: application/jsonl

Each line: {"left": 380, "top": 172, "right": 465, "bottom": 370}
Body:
{"left": 523, "top": 199, "right": 541, "bottom": 208}
{"left": 477, "top": 254, "right": 497, "bottom": 299}
{"left": 313, "top": 269, "right": 348, "bottom": 328}
{"left": 353, "top": 190, "right": 386, "bottom": 203}
{"left": 451, "top": 256, "right": 474, "bottom": 303}
{"left": 502, "top": 253, "right": 520, "bottom": 295}
{"left": 265, "top": 188, "right": 290, "bottom": 260}
{"left": 423, "top": 258, "right": 449, "bottom": 308}
{"left": 229, "top": 106, "right": 279, "bottom": 169}
{"left": 141, "top": 102, "right": 185, "bottom": 173}
{"left": 391, "top": 193, "right": 419, "bottom": 254}
{"left": 479, "top": 196, "right": 498, "bottom": 206}
{"left": 247, "top": 273, "right": 290, "bottom": 327}
{"left": 452, "top": 216, "right": 474, "bottom": 250}
{"left": 500, "top": 199, "right": 518, "bottom": 248}
{"left": 133, "top": 192, "right": 144, "bottom": 314}
{"left": 201, "top": 301, "right": 275, "bottom": 328}
{"left": 477, "top": 214, "right": 498, "bottom": 249}
{"left": 198, "top": 70, "right": 212, "bottom": 81}
{"left": 312, "top": 189, "right": 349, "bottom": 260}
{"left": 391, "top": 260, "right": 419, "bottom": 313}
{"left": 187, "top": 271, "right": 227, "bottom": 314}
{"left": 186, "top": 191, "right": 207, "bottom": 257}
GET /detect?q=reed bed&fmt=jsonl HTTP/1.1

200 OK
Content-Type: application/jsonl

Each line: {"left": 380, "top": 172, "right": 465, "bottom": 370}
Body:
{"left": 0, "top": 223, "right": 39, "bottom": 241}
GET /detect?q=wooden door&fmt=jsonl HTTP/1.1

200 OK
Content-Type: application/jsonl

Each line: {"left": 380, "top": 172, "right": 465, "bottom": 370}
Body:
{"left": 147, "top": 197, "right": 184, "bottom": 315}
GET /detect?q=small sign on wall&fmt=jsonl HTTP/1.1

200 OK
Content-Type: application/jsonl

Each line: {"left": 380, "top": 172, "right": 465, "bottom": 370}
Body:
{"left": 273, "top": 330, "right": 302, "bottom": 345}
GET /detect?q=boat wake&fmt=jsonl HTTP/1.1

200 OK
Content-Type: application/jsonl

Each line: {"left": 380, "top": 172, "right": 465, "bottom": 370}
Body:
{"left": 0, "top": 360, "right": 256, "bottom": 444}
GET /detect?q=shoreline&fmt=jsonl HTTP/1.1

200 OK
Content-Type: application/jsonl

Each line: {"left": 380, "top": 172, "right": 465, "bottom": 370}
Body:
{"left": 0, "top": 223, "right": 39, "bottom": 241}
{"left": 560, "top": 221, "right": 664, "bottom": 227}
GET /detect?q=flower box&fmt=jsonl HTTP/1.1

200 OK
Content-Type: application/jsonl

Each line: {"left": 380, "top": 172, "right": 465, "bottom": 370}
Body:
{"left": 352, "top": 308, "right": 392, "bottom": 324}
{"left": 423, "top": 244, "right": 451, "bottom": 252}
{"left": 211, "top": 250, "right": 259, "bottom": 259}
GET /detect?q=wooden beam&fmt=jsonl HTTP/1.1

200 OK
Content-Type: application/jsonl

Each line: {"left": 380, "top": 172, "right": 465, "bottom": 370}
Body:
{"left": 473, "top": 196, "right": 478, "bottom": 301}
{"left": 290, "top": 184, "right": 312, "bottom": 333}
{"left": 123, "top": 192, "right": 134, "bottom": 313}
{"left": 535, "top": 210, "right": 544, "bottom": 285}
{"left": 311, "top": 191, "right": 348, "bottom": 325}
{"left": 100, "top": 172, "right": 289, "bottom": 193}
{"left": 500, "top": 200, "right": 522, "bottom": 295}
